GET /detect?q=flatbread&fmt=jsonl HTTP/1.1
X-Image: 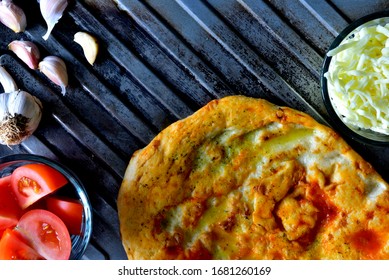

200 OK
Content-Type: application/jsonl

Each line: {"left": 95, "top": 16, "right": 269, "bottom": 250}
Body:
{"left": 117, "top": 95, "right": 389, "bottom": 259}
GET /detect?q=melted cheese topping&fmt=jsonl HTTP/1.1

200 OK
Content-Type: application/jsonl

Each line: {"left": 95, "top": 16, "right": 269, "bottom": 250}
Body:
{"left": 118, "top": 96, "right": 389, "bottom": 260}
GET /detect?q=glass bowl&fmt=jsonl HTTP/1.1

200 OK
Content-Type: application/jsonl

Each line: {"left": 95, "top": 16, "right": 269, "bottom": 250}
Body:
{"left": 321, "top": 11, "right": 389, "bottom": 145}
{"left": 0, "top": 154, "right": 92, "bottom": 260}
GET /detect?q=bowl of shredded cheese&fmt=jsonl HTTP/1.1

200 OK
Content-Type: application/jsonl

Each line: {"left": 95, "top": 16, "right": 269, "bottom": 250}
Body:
{"left": 322, "top": 11, "right": 389, "bottom": 144}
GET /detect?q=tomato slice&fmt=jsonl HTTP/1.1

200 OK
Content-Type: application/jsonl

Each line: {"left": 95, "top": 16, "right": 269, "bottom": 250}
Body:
{"left": 0, "top": 175, "right": 11, "bottom": 188}
{"left": 0, "top": 228, "right": 44, "bottom": 260}
{"left": 11, "top": 163, "right": 68, "bottom": 209}
{"left": 46, "top": 196, "right": 83, "bottom": 235}
{"left": 0, "top": 176, "right": 21, "bottom": 231}
{"left": 17, "top": 209, "right": 71, "bottom": 260}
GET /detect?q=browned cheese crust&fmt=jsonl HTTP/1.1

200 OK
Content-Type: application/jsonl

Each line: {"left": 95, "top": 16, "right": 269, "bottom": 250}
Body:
{"left": 117, "top": 95, "right": 389, "bottom": 260}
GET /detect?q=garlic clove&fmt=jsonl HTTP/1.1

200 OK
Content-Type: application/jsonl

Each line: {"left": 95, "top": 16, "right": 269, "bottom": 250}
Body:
{"left": 0, "top": 0, "right": 27, "bottom": 33}
{"left": 38, "top": 56, "right": 68, "bottom": 95}
{"left": 0, "top": 90, "right": 43, "bottom": 146}
{"left": 8, "top": 40, "right": 41, "bottom": 70}
{"left": 40, "top": 0, "right": 68, "bottom": 40}
{"left": 0, "top": 66, "right": 18, "bottom": 93}
{"left": 74, "top": 31, "right": 99, "bottom": 66}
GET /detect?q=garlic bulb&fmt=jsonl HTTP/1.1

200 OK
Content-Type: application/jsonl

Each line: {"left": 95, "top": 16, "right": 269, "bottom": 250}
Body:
{"left": 39, "top": 56, "right": 68, "bottom": 95}
{"left": 0, "top": 67, "right": 42, "bottom": 146}
{"left": 0, "top": 0, "right": 27, "bottom": 33}
{"left": 40, "top": 0, "right": 68, "bottom": 40}
{"left": 8, "top": 40, "right": 41, "bottom": 70}
{"left": 0, "top": 90, "right": 43, "bottom": 145}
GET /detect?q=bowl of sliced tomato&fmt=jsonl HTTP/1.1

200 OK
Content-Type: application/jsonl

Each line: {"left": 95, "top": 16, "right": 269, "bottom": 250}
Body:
{"left": 0, "top": 154, "right": 92, "bottom": 260}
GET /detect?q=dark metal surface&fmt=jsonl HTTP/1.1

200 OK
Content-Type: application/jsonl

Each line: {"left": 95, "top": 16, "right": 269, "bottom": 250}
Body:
{"left": 0, "top": 0, "right": 388, "bottom": 260}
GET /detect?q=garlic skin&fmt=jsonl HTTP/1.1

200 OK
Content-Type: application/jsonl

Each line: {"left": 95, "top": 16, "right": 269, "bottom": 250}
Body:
{"left": 40, "top": 0, "right": 68, "bottom": 40}
{"left": 0, "top": 90, "right": 43, "bottom": 145}
{"left": 74, "top": 31, "right": 99, "bottom": 65}
{"left": 0, "top": 0, "right": 27, "bottom": 33}
{"left": 39, "top": 56, "right": 68, "bottom": 95}
{"left": 8, "top": 40, "right": 41, "bottom": 70}
{"left": 0, "top": 66, "right": 17, "bottom": 93}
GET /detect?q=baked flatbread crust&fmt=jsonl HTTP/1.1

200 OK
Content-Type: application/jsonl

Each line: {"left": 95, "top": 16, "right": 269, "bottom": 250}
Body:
{"left": 118, "top": 95, "right": 389, "bottom": 259}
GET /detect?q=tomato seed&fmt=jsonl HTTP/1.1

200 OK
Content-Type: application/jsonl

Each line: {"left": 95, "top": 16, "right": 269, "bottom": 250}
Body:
{"left": 18, "top": 177, "right": 42, "bottom": 197}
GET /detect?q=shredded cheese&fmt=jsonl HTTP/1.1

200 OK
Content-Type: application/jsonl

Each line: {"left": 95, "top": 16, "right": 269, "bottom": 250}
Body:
{"left": 325, "top": 19, "right": 389, "bottom": 135}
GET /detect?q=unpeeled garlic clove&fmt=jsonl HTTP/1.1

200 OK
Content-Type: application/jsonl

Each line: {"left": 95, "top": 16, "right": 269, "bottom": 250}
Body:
{"left": 8, "top": 40, "right": 41, "bottom": 70}
{"left": 0, "top": 0, "right": 27, "bottom": 33}
{"left": 74, "top": 31, "right": 99, "bottom": 65}
{"left": 40, "top": 0, "right": 68, "bottom": 40}
{"left": 0, "top": 65, "right": 18, "bottom": 92}
{"left": 39, "top": 56, "right": 68, "bottom": 95}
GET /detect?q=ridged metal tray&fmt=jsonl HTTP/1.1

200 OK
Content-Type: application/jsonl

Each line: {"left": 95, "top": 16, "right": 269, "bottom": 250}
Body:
{"left": 0, "top": 0, "right": 388, "bottom": 259}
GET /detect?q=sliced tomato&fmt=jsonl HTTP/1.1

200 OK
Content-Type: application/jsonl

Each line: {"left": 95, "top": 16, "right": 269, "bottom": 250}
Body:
{"left": 0, "top": 175, "right": 11, "bottom": 188}
{"left": 0, "top": 228, "right": 6, "bottom": 239}
{"left": 0, "top": 228, "right": 44, "bottom": 260}
{"left": 11, "top": 163, "right": 68, "bottom": 209}
{"left": 0, "top": 176, "right": 21, "bottom": 231}
{"left": 22, "top": 197, "right": 47, "bottom": 212}
{"left": 16, "top": 209, "right": 71, "bottom": 260}
{"left": 46, "top": 196, "right": 83, "bottom": 235}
